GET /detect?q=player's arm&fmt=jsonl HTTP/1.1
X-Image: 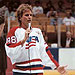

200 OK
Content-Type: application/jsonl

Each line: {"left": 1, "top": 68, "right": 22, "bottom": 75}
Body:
{"left": 39, "top": 29, "right": 67, "bottom": 74}
{"left": 38, "top": 29, "right": 58, "bottom": 69}
{"left": 45, "top": 46, "right": 59, "bottom": 68}
{"left": 5, "top": 27, "right": 25, "bottom": 61}
{"left": 6, "top": 27, "right": 31, "bottom": 47}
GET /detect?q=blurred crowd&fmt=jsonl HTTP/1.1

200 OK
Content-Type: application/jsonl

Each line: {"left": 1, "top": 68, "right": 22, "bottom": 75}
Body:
{"left": 0, "top": 0, "right": 75, "bottom": 48}
{"left": 0, "top": 1, "right": 75, "bottom": 75}
{"left": 0, "top": 0, "right": 75, "bottom": 25}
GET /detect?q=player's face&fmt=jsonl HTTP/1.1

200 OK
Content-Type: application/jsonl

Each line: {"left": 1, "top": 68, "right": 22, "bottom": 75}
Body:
{"left": 21, "top": 9, "right": 32, "bottom": 29}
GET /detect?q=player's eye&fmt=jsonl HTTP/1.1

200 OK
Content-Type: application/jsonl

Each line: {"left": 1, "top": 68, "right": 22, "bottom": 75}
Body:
{"left": 25, "top": 14, "right": 33, "bottom": 16}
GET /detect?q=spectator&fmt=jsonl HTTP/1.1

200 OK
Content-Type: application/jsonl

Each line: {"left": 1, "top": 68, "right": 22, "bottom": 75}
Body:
{"left": 61, "top": 31, "right": 75, "bottom": 47}
{"left": 46, "top": 7, "right": 57, "bottom": 25}
{"left": 63, "top": 10, "right": 75, "bottom": 26}
{"left": 71, "top": 5, "right": 75, "bottom": 18}
{"left": 46, "top": 6, "right": 57, "bottom": 25}
{"left": 0, "top": 16, "right": 7, "bottom": 75}
{"left": 0, "top": 4, "right": 8, "bottom": 17}
{"left": 32, "top": 1, "right": 43, "bottom": 16}
{"left": 13, "top": 2, "right": 20, "bottom": 12}
{"left": 46, "top": 6, "right": 56, "bottom": 18}
{"left": 4, "top": 3, "right": 16, "bottom": 32}
{"left": 50, "top": 18, "right": 57, "bottom": 25}
{"left": 44, "top": 0, "right": 53, "bottom": 14}
{"left": 67, "top": 0, "right": 75, "bottom": 3}
{"left": 57, "top": 0, "right": 65, "bottom": 12}
{"left": 25, "top": 0, "right": 31, "bottom": 5}
{"left": 49, "top": 11, "right": 63, "bottom": 25}
{"left": 0, "top": 0, "right": 5, "bottom": 8}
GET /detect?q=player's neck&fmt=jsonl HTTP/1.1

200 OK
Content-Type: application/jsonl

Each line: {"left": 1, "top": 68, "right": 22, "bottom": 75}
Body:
{"left": 21, "top": 23, "right": 28, "bottom": 30}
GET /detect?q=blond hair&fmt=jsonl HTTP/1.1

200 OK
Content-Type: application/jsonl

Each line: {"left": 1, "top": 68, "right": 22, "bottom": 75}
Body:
{"left": 17, "top": 4, "right": 32, "bottom": 25}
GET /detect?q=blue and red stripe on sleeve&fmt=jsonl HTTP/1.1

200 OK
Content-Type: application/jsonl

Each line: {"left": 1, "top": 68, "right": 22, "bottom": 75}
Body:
{"left": 46, "top": 46, "right": 59, "bottom": 68}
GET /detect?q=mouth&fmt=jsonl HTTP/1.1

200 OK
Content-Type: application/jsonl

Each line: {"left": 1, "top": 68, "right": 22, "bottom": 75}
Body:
{"left": 27, "top": 20, "right": 31, "bottom": 23}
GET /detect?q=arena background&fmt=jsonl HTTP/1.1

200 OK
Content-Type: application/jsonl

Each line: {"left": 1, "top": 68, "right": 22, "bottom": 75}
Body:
{"left": 0, "top": 0, "right": 75, "bottom": 75}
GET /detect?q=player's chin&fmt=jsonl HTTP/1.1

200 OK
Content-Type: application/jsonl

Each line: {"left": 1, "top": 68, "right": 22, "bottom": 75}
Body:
{"left": 28, "top": 20, "right": 32, "bottom": 23}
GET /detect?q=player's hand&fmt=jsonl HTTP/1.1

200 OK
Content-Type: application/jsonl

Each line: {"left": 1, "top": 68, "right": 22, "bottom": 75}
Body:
{"left": 57, "top": 65, "right": 68, "bottom": 74}
{"left": 25, "top": 28, "right": 31, "bottom": 39}
{"left": 21, "top": 28, "right": 31, "bottom": 46}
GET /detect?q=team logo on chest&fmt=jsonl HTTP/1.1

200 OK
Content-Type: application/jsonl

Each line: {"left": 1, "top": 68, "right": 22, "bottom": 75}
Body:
{"left": 25, "top": 36, "right": 39, "bottom": 50}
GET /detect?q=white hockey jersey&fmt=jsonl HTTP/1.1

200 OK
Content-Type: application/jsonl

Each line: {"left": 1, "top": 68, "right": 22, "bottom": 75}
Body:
{"left": 5, "top": 26, "right": 59, "bottom": 73}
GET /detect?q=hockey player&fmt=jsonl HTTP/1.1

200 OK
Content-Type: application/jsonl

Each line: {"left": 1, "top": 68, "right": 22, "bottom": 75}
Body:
{"left": 5, "top": 4, "right": 67, "bottom": 75}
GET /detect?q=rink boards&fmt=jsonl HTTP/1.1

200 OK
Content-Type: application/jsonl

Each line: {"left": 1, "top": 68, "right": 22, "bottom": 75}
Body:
{"left": 44, "top": 70, "right": 75, "bottom": 75}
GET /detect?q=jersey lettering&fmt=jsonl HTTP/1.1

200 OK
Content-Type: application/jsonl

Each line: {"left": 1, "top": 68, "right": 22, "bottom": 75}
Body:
{"left": 26, "top": 36, "right": 39, "bottom": 43}
{"left": 6, "top": 36, "right": 17, "bottom": 44}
